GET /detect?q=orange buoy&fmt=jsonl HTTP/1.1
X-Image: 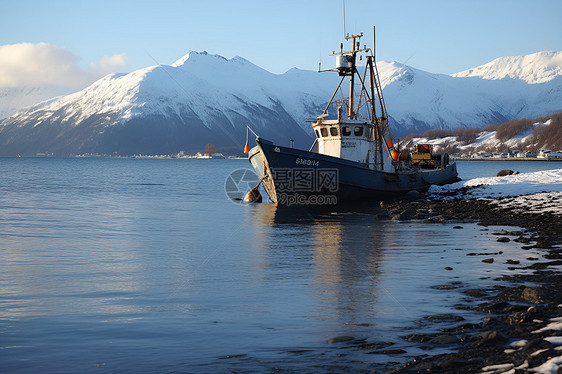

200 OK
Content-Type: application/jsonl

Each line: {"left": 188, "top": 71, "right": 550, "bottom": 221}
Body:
{"left": 391, "top": 151, "right": 408, "bottom": 161}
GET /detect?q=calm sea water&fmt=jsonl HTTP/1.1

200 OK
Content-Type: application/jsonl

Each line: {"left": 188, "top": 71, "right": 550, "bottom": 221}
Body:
{"left": 0, "top": 158, "right": 557, "bottom": 373}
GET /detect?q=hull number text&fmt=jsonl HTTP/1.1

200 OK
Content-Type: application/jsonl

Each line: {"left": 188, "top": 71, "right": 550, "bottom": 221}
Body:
{"left": 295, "top": 158, "right": 319, "bottom": 167}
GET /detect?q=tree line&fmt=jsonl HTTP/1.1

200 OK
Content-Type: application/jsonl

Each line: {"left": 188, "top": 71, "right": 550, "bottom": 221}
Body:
{"left": 400, "top": 112, "right": 561, "bottom": 153}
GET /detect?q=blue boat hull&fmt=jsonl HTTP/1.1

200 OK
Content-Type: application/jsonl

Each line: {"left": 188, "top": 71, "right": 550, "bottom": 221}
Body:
{"left": 248, "top": 138, "right": 458, "bottom": 205}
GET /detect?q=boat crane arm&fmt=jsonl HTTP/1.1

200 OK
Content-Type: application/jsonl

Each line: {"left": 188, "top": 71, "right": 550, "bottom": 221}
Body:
{"left": 322, "top": 76, "right": 346, "bottom": 115}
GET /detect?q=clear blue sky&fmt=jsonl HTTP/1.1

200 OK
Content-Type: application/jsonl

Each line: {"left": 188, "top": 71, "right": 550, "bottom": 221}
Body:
{"left": 1, "top": 0, "right": 561, "bottom": 80}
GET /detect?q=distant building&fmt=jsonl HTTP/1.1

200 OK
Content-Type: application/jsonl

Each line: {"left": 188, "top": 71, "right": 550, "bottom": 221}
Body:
{"left": 516, "top": 151, "right": 537, "bottom": 158}
{"left": 538, "top": 150, "right": 551, "bottom": 158}
{"left": 471, "top": 152, "right": 492, "bottom": 158}
{"left": 538, "top": 150, "right": 562, "bottom": 160}
{"left": 492, "top": 152, "right": 511, "bottom": 158}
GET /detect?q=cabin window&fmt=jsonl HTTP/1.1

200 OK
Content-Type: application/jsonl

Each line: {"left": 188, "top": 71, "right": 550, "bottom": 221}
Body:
{"left": 320, "top": 128, "right": 328, "bottom": 137}
{"left": 354, "top": 126, "right": 364, "bottom": 136}
{"left": 315, "top": 130, "right": 320, "bottom": 138}
{"left": 330, "top": 127, "right": 339, "bottom": 136}
{"left": 342, "top": 126, "right": 351, "bottom": 136}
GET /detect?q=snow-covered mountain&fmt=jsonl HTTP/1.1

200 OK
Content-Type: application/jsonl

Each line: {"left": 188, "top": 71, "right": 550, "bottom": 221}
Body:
{"left": 379, "top": 50, "right": 562, "bottom": 133}
{"left": 0, "top": 85, "right": 74, "bottom": 120}
{"left": 452, "top": 51, "right": 562, "bottom": 84}
{"left": 0, "top": 50, "right": 561, "bottom": 156}
{"left": 0, "top": 52, "right": 338, "bottom": 156}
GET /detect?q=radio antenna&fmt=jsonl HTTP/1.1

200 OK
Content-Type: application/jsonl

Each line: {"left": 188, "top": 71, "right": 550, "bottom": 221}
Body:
{"left": 373, "top": 25, "right": 376, "bottom": 61}
{"left": 342, "top": 0, "right": 347, "bottom": 37}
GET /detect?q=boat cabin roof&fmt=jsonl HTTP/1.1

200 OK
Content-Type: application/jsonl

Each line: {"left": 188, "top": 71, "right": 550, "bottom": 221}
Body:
{"left": 312, "top": 120, "right": 371, "bottom": 139}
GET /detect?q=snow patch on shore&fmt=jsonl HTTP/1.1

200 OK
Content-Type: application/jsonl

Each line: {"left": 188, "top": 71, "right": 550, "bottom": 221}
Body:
{"left": 533, "top": 317, "right": 562, "bottom": 333}
{"left": 545, "top": 337, "right": 562, "bottom": 345}
{"left": 530, "top": 356, "right": 562, "bottom": 373}
{"left": 430, "top": 168, "right": 562, "bottom": 215}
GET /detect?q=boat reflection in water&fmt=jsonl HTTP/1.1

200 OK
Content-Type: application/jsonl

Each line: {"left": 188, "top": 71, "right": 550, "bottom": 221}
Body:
{"left": 239, "top": 202, "right": 482, "bottom": 371}
{"left": 243, "top": 203, "right": 421, "bottom": 339}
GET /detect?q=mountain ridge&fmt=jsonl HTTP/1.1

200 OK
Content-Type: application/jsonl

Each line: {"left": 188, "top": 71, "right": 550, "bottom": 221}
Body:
{"left": 451, "top": 51, "right": 562, "bottom": 84}
{"left": 0, "top": 50, "right": 561, "bottom": 156}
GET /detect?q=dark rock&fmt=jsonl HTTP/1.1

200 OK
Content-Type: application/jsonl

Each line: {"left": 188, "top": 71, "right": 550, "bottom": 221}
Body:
{"left": 497, "top": 237, "right": 511, "bottom": 242}
{"left": 437, "top": 357, "right": 469, "bottom": 368}
{"left": 432, "top": 284, "right": 459, "bottom": 290}
{"left": 357, "top": 342, "right": 392, "bottom": 350}
{"left": 327, "top": 336, "right": 354, "bottom": 343}
{"left": 522, "top": 338, "right": 553, "bottom": 353}
{"left": 429, "top": 335, "right": 461, "bottom": 345}
{"left": 440, "top": 323, "right": 483, "bottom": 333}
{"left": 526, "top": 260, "right": 562, "bottom": 270}
{"left": 514, "top": 236, "right": 532, "bottom": 243}
{"left": 496, "top": 169, "right": 519, "bottom": 177}
{"left": 444, "top": 266, "right": 453, "bottom": 271}
{"left": 388, "top": 361, "right": 436, "bottom": 373}
{"left": 471, "top": 330, "right": 509, "bottom": 347}
{"left": 506, "top": 259, "right": 520, "bottom": 264}
{"left": 506, "top": 306, "right": 537, "bottom": 325}
{"left": 426, "top": 215, "right": 445, "bottom": 223}
{"left": 402, "top": 334, "right": 432, "bottom": 343}
{"left": 521, "top": 287, "right": 543, "bottom": 303}
{"left": 482, "top": 258, "right": 494, "bottom": 263}
{"left": 381, "top": 349, "right": 407, "bottom": 354}
{"left": 497, "top": 287, "right": 532, "bottom": 303}
{"left": 426, "top": 314, "right": 464, "bottom": 321}
{"left": 465, "top": 289, "right": 486, "bottom": 297}
{"left": 401, "top": 209, "right": 418, "bottom": 217}
{"left": 473, "top": 301, "right": 509, "bottom": 314}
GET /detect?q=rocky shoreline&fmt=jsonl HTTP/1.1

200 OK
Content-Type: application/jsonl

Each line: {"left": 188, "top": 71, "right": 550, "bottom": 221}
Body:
{"left": 372, "top": 191, "right": 562, "bottom": 373}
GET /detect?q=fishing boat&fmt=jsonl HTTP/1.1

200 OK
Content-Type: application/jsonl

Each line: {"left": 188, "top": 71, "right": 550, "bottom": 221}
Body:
{"left": 246, "top": 29, "right": 458, "bottom": 205}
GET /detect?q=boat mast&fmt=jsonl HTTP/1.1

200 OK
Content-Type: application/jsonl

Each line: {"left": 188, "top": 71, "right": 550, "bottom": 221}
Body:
{"left": 348, "top": 36, "right": 356, "bottom": 119}
{"left": 332, "top": 32, "right": 369, "bottom": 119}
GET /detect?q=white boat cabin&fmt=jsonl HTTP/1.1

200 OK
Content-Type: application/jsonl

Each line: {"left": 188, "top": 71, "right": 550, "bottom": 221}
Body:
{"left": 312, "top": 118, "right": 394, "bottom": 172}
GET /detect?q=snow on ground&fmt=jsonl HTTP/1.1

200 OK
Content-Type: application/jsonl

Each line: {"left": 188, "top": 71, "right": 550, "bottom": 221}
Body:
{"left": 530, "top": 356, "right": 562, "bottom": 374}
{"left": 480, "top": 362, "right": 514, "bottom": 373}
{"left": 430, "top": 168, "right": 562, "bottom": 215}
{"left": 434, "top": 168, "right": 562, "bottom": 373}
{"left": 533, "top": 317, "right": 562, "bottom": 334}
{"left": 510, "top": 339, "right": 528, "bottom": 348}
{"left": 545, "top": 337, "right": 562, "bottom": 345}
{"left": 407, "top": 119, "right": 553, "bottom": 157}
